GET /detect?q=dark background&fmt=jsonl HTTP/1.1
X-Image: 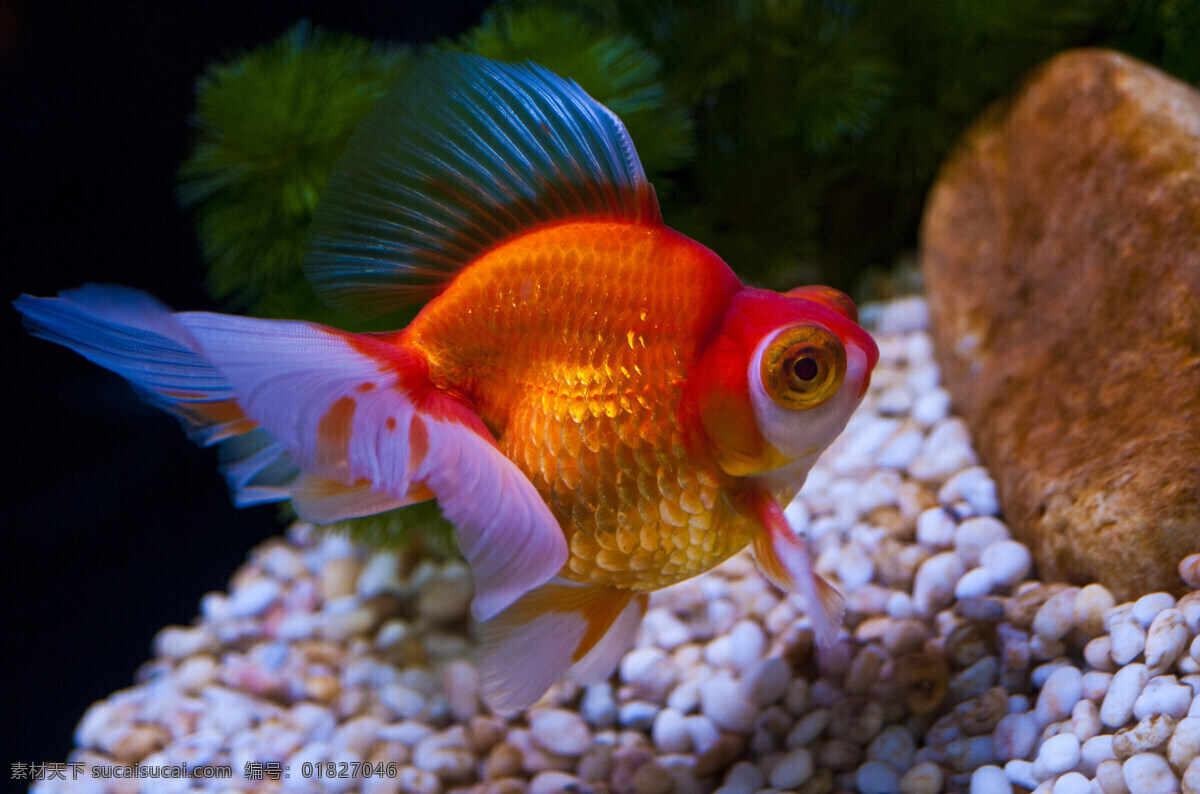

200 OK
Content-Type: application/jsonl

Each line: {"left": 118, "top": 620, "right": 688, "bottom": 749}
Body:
{"left": 2, "top": 0, "right": 490, "bottom": 768}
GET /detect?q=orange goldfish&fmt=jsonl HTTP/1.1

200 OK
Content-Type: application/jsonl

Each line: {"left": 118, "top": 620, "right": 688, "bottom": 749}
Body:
{"left": 16, "top": 54, "right": 878, "bottom": 711}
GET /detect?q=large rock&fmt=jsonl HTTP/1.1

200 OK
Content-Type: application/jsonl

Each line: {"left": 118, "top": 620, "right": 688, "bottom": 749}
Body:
{"left": 921, "top": 48, "right": 1200, "bottom": 600}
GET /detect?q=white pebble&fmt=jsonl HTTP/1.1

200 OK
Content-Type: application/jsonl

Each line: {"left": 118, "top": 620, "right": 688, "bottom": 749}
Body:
{"left": 995, "top": 712, "right": 1039, "bottom": 761}
{"left": 726, "top": 620, "right": 766, "bottom": 672}
{"left": 530, "top": 708, "right": 591, "bottom": 756}
{"left": 701, "top": 675, "right": 757, "bottom": 732}
{"left": 685, "top": 714, "right": 721, "bottom": 754}
{"left": 981, "top": 541, "right": 1033, "bottom": 589}
{"left": 530, "top": 771, "right": 584, "bottom": 794}
{"left": 740, "top": 656, "right": 790, "bottom": 706}
{"left": 1083, "top": 734, "right": 1117, "bottom": 771}
{"left": 911, "top": 388, "right": 951, "bottom": 426}
{"left": 956, "top": 567, "right": 996, "bottom": 598}
{"left": 379, "top": 684, "right": 425, "bottom": 720}
{"left": 1034, "top": 588, "right": 1081, "bottom": 641}
{"left": 1110, "top": 616, "right": 1148, "bottom": 666}
{"left": 357, "top": 552, "right": 402, "bottom": 597}
{"left": 939, "top": 467, "right": 1000, "bottom": 517}
{"left": 1052, "top": 772, "right": 1093, "bottom": 794}
{"left": 1122, "top": 752, "right": 1179, "bottom": 794}
{"left": 1096, "top": 758, "right": 1130, "bottom": 794}
{"left": 1005, "top": 759, "right": 1039, "bottom": 790}
{"left": 912, "top": 551, "right": 965, "bottom": 615}
{"left": 857, "top": 760, "right": 902, "bottom": 793}
{"left": 971, "top": 765, "right": 1012, "bottom": 793}
{"left": 720, "top": 761, "right": 764, "bottom": 794}
{"left": 1168, "top": 717, "right": 1200, "bottom": 773}
{"left": 1133, "top": 675, "right": 1192, "bottom": 721}
{"left": 651, "top": 708, "right": 690, "bottom": 753}
{"left": 580, "top": 682, "right": 617, "bottom": 727}
{"left": 878, "top": 428, "right": 925, "bottom": 469}
{"left": 836, "top": 542, "right": 876, "bottom": 591}
{"left": 1072, "top": 699, "right": 1102, "bottom": 744}
{"left": 1037, "top": 733, "right": 1083, "bottom": 775}
{"left": 1184, "top": 757, "right": 1200, "bottom": 794}
{"left": 1102, "top": 665, "right": 1150, "bottom": 728}
{"left": 916, "top": 507, "right": 957, "bottom": 547}
{"left": 1134, "top": 593, "right": 1178, "bottom": 627}
{"left": 786, "top": 708, "right": 831, "bottom": 748}
{"left": 618, "top": 700, "right": 659, "bottom": 729}
{"left": 1038, "top": 666, "right": 1085, "bottom": 724}
{"left": 769, "top": 746, "right": 814, "bottom": 789}
{"left": 868, "top": 725, "right": 917, "bottom": 769}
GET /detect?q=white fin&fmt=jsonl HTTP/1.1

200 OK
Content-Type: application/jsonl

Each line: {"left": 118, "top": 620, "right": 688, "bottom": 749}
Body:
{"left": 478, "top": 578, "right": 647, "bottom": 715}
{"left": 748, "top": 492, "right": 845, "bottom": 647}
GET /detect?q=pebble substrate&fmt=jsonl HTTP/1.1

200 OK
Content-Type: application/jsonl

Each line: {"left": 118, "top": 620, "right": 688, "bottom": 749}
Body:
{"left": 34, "top": 297, "right": 1200, "bottom": 794}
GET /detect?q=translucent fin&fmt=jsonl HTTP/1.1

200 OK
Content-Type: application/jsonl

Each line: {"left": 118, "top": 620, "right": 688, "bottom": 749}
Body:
{"left": 478, "top": 578, "right": 647, "bottom": 715}
{"left": 304, "top": 52, "right": 662, "bottom": 317}
{"left": 747, "top": 491, "right": 845, "bottom": 647}
{"left": 15, "top": 286, "right": 297, "bottom": 505}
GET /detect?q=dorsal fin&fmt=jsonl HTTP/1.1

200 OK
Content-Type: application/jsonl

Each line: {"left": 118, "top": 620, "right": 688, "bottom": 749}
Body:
{"left": 304, "top": 53, "right": 662, "bottom": 318}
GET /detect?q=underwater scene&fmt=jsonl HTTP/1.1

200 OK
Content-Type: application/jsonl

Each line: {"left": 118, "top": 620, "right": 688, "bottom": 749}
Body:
{"left": 6, "top": 2, "right": 1200, "bottom": 793}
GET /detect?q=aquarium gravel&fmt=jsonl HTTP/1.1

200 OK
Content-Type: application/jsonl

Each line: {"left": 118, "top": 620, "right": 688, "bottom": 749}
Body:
{"left": 31, "top": 297, "right": 1200, "bottom": 794}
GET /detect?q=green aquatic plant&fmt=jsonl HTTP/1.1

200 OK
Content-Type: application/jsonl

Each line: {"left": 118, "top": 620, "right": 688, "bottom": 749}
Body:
{"left": 178, "top": 21, "right": 414, "bottom": 326}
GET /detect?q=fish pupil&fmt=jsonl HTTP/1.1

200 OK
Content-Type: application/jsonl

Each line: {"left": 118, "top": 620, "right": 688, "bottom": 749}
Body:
{"left": 793, "top": 356, "right": 819, "bottom": 381}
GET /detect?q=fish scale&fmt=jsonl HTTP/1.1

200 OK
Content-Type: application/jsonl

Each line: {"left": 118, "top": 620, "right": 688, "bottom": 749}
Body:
{"left": 405, "top": 221, "right": 753, "bottom": 590}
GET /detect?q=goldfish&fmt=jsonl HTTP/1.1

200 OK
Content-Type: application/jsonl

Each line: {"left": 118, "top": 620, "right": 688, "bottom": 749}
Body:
{"left": 16, "top": 53, "right": 878, "bottom": 712}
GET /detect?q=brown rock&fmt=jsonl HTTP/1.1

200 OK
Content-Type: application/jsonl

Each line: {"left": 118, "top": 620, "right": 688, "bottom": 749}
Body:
{"left": 921, "top": 48, "right": 1200, "bottom": 601}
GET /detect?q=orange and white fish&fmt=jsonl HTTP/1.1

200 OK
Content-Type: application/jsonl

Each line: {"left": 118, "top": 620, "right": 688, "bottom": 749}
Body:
{"left": 16, "top": 54, "right": 878, "bottom": 712}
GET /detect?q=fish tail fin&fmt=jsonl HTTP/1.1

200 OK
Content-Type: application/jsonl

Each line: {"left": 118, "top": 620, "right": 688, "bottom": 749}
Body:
{"left": 747, "top": 491, "right": 845, "bottom": 647}
{"left": 17, "top": 285, "right": 568, "bottom": 620}
{"left": 14, "top": 285, "right": 298, "bottom": 505}
{"left": 479, "top": 578, "right": 648, "bottom": 714}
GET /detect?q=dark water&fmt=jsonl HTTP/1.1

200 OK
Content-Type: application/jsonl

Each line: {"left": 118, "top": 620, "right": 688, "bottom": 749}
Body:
{"left": 1, "top": 0, "right": 490, "bottom": 770}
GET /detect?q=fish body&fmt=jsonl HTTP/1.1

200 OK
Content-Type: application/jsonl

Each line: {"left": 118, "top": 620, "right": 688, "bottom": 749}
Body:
{"left": 17, "top": 54, "right": 878, "bottom": 711}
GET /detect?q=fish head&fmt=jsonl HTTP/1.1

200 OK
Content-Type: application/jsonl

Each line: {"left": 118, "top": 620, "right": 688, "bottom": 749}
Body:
{"left": 687, "top": 285, "right": 879, "bottom": 486}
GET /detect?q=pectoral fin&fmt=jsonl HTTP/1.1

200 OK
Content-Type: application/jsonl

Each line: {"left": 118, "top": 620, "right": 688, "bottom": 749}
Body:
{"left": 745, "top": 491, "right": 844, "bottom": 647}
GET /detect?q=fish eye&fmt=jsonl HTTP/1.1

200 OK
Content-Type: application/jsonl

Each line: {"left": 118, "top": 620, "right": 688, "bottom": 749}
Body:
{"left": 761, "top": 324, "right": 846, "bottom": 411}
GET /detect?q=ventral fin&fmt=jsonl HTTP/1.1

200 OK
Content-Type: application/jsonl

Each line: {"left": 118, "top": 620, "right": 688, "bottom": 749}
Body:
{"left": 744, "top": 490, "right": 845, "bottom": 647}
{"left": 479, "top": 578, "right": 647, "bottom": 715}
{"left": 304, "top": 53, "right": 662, "bottom": 318}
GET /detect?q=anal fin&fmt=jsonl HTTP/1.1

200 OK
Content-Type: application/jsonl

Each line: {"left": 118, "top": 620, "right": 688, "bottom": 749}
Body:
{"left": 479, "top": 578, "right": 648, "bottom": 715}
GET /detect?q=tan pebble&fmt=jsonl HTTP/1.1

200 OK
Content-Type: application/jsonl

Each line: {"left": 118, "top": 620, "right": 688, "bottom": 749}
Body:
{"left": 945, "top": 621, "right": 996, "bottom": 668}
{"left": 305, "top": 674, "right": 340, "bottom": 704}
{"left": 321, "top": 606, "right": 379, "bottom": 641}
{"left": 798, "top": 768, "right": 836, "bottom": 794}
{"left": 816, "top": 738, "right": 862, "bottom": 770}
{"left": 482, "top": 780, "right": 528, "bottom": 794}
{"left": 845, "top": 646, "right": 889, "bottom": 695}
{"left": 465, "top": 715, "right": 506, "bottom": 754}
{"left": 895, "top": 652, "right": 949, "bottom": 714}
{"left": 898, "top": 760, "right": 943, "bottom": 794}
{"left": 483, "top": 742, "right": 523, "bottom": 780}
{"left": 1146, "top": 608, "right": 1189, "bottom": 674}
{"left": 577, "top": 742, "right": 615, "bottom": 782}
{"left": 110, "top": 723, "right": 169, "bottom": 763}
{"left": 954, "top": 687, "right": 1009, "bottom": 735}
{"left": 1007, "top": 583, "right": 1071, "bottom": 629}
{"left": 418, "top": 564, "right": 474, "bottom": 623}
{"left": 631, "top": 761, "right": 674, "bottom": 794}
{"left": 693, "top": 732, "right": 745, "bottom": 777}
{"left": 321, "top": 557, "right": 363, "bottom": 601}
{"left": 883, "top": 619, "right": 931, "bottom": 656}
{"left": 1113, "top": 713, "right": 1177, "bottom": 760}
{"left": 611, "top": 746, "right": 656, "bottom": 793}
{"left": 368, "top": 740, "right": 412, "bottom": 766}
